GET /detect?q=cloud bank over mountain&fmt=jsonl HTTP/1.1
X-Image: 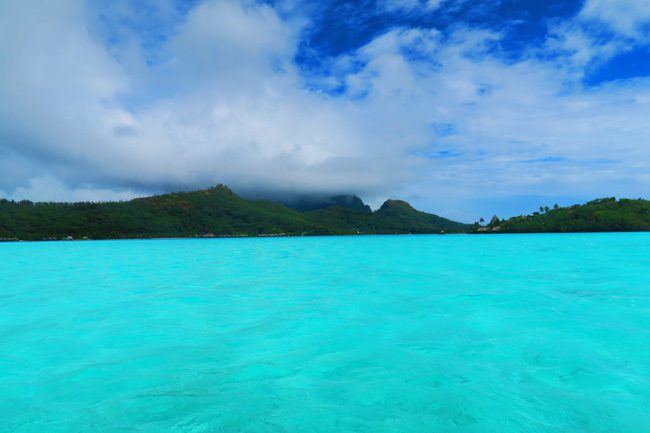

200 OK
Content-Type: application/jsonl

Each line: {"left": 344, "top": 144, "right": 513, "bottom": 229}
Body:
{"left": 1, "top": 0, "right": 649, "bottom": 220}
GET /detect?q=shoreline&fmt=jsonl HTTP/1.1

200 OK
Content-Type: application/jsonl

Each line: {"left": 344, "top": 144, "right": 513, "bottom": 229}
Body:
{"left": 0, "top": 232, "right": 452, "bottom": 243}
{"left": 4, "top": 230, "right": 650, "bottom": 243}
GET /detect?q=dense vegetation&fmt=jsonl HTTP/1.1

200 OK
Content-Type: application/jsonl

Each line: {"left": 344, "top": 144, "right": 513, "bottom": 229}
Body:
{"left": 0, "top": 185, "right": 469, "bottom": 240}
{"left": 305, "top": 199, "right": 471, "bottom": 234}
{"left": 282, "top": 194, "right": 372, "bottom": 213}
{"left": 486, "top": 198, "right": 650, "bottom": 233}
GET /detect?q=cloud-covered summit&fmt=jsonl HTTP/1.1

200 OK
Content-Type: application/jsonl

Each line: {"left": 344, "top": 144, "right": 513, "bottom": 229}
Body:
{"left": 1, "top": 0, "right": 650, "bottom": 221}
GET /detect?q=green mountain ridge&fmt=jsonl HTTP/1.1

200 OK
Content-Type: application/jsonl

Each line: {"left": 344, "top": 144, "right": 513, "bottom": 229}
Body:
{"left": 281, "top": 194, "right": 372, "bottom": 213}
{"left": 480, "top": 197, "right": 650, "bottom": 233}
{"left": 0, "top": 185, "right": 469, "bottom": 240}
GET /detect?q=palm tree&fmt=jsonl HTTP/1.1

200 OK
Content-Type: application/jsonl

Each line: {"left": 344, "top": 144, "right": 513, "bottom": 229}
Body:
{"left": 479, "top": 217, "right": 485, "bottom": 224}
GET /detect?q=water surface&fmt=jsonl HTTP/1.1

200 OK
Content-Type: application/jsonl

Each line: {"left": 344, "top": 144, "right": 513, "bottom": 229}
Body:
{"left": 1, "top": 234, "right": 649, "bottom": 432}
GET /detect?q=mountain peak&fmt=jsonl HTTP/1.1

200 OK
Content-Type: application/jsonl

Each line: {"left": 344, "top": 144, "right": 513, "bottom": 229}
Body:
{"left": 283, "top": 194, "right": 372, "bottom": 213}
{"left": 209, "top": 184, "right": 236, "bottom": 195}
{"left": 379, "top": 199, "right": 415, "bottom": 211}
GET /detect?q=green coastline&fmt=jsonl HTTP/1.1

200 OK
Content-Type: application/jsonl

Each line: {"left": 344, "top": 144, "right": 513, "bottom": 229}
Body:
{"left": 0, "top": 185, "right": 468, "bottom": 241}
{"left": 478, "top": 198, "right": 650, "bottom": 234}
{"left": 3, "top": 187, "right": 650, "bottom": 241}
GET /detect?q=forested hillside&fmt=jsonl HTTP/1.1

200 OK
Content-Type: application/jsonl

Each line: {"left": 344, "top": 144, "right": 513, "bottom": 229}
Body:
{"left": 0, "top": 185, "right": 469, "bottom": 240}
{"left": 485, "top": 198, "right": 650, "bottom": 233}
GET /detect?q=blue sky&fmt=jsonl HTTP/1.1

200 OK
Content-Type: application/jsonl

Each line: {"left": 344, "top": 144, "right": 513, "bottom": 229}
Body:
{"left": 1, "top": 0, "right": 650, "bottom": 221}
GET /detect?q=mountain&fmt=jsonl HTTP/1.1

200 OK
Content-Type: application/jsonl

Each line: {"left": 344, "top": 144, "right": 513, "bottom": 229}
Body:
{"left": 303, "top": 198, "right": 469, "bottom": 235}
{"left": 282, "top": 194, "right": 372, "bottom": 213}
{"left": 482, "top": 197, "right": 650, "bottom": 233}
{"left": 0, "top": 185, "right": 470, "bottom": 240}
{"left": 372, "top": 200, "right": 469, "bottom": 233}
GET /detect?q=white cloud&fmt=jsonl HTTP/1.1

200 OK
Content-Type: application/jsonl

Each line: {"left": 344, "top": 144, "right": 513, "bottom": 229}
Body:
{"left": 580, "top": 0, "right": 650, "bottom": 40}
{"left": 545, "top": 23, "right": 623, "bottom": 76}
{"left": 1, "top": 0, "right": 650, "bottom": 221}
{"left": 1, "top": 177, "right": 142, "bottom": 203}
{"left": 0, "top": 0, "right": 414, "bottom": 199}
{"left": 330, "top": 25, "right": 650, "bottom": 218}
{"left": 542, "top": 0, "right": 650, "bottom": 78}
{"left": 381, "top": 0, "right": 443, "bottom": 13}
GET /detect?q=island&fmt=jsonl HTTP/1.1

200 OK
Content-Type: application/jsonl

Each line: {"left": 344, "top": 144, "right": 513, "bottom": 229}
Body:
{"left": 0, "top": 185, "right": 469, "bottom": 240}
{"left": 3, "top": 188, "right": 650, "bottom": 241}
{"left": 476, "top": 198, "right": 650, "bottom": 233}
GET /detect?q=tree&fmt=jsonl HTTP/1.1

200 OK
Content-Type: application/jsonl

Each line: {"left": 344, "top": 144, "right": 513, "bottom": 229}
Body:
{"left": 479, "top": 217, "right": 485, "bottom": 224}
{"left": 554, "top": 203, "right": 559, "bottom": 210}
{"left": 544, "top": 206, "right": 550, "bottom": 212}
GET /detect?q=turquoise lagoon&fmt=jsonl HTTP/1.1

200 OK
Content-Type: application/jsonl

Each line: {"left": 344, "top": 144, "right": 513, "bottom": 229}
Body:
{"left": 1, "top": 233, "right": 649, "bottom": 432}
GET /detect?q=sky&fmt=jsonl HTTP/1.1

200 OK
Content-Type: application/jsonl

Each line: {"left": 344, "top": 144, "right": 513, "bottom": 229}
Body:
{"left": 1, "top": 0, "right": 650, "bottom": 222}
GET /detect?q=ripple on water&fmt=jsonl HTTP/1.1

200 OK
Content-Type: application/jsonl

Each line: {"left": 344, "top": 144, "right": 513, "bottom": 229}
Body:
{"left": 1, "top": 234, "right": 649, "bottom": 432}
